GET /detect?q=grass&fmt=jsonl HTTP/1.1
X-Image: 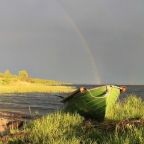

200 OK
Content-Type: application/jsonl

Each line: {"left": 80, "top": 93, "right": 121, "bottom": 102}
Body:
{"left": 105, "top": 95, "right": 144, "bottom": 120}
{"left": 0, "top": 82, "right": 75, "bottom": 93}
{"left": 3, "top": 95, "right": 144, "bottom": 144}
{"left": 0, "top": 70, "right": 75, "bottom": 93}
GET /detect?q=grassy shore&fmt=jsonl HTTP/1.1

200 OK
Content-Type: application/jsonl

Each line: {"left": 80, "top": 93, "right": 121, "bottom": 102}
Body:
{"left": 0, "top": 70, "right": 75, "bottom": 93}
{"left": 4, "top": 95, "right": 144, "bottom": 144}
{"left": 0, "top": 82, "right": 75, "bottom": 93}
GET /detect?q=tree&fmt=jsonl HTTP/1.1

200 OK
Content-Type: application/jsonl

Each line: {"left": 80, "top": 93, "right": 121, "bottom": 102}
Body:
{"left": 4, "top": 69, "right": 12, "bottom": 78}
{"left": 18, "top": 70, "right": 29, "bottom": 81}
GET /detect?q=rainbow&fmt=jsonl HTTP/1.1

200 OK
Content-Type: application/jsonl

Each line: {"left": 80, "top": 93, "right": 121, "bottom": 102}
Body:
{"left": 57, "top": 1, "right": 101, "bottom": 84}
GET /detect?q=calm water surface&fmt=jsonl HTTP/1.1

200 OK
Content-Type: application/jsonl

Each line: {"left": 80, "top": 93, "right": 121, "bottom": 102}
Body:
{"left": 0, "top": 85, "right": 143, "bottom": 115}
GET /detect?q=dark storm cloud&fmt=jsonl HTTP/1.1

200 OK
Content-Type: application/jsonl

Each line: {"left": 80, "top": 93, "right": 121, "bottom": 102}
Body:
{"left": 0, "top": 0, "right": 144, "bottom": 84}
{"left": 60, "top": 0, "right": 144, "bottom": 84}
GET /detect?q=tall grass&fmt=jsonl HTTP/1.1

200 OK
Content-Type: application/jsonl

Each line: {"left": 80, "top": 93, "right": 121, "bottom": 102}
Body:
{"left": 28, "top": 112, "right": 83, "bottom": 144}
{"left": 0, "top": 78, "right": 74, "bottom": 93}
{"left": 106, "top": 95, "right": 144, "bottom": 120}
{"left": 0, "top": 84, "right": 75, "bottom": 93}
{"left": 0, "top": 72, "right": 74, "bottom": 93}
{"left": 6, "top": 95, "right": 144, "bottom": 144}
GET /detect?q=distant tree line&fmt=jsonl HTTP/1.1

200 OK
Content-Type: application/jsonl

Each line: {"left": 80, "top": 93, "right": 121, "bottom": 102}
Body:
{"left": 0, "top": 69, "right": 29, "bottom": 81}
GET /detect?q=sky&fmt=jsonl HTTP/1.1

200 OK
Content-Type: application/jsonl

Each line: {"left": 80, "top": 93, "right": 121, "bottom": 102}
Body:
{"left": 0, "top": 0, "right": 144, "bottom": 84}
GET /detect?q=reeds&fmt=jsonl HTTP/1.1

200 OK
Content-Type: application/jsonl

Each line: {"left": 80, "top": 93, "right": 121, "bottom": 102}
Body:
{"left": 0, "top": 72, "right": 74, "bottom": 93}
{"left": 0, "top": 84, "right": 75, "bottom": 93}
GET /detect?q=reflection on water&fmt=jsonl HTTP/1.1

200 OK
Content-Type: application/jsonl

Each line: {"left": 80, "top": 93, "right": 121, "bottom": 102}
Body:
{"left": 0, "top": 85, "right": 143, "bottom": 115}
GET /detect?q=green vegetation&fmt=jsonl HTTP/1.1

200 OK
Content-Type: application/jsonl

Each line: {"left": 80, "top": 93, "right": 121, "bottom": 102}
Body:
{"left": 0, "top": 70, "right": 74, "bottom": 93}
{"left": 3, "top": 95, "right": 144, "bottom": 144}
{"left": 18, "top": 70, "right": 29, "bottom": 81}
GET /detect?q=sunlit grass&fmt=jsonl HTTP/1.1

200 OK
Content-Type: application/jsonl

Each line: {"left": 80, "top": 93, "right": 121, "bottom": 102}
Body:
{"left": 106, "top": 95, "right": 144, "bottom": 120}
{"left": 0, "top": 73, "right": 75, "bottom": 93}
{"left": 0, "top": 84, "right": 75, "bottom": 93}
{"left": 5, "top": 95, "right": 144, "bottom": 144}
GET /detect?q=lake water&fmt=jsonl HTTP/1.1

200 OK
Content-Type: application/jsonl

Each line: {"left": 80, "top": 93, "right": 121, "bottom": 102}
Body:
{"left": 0, "top": 85, "right": 143, "bottom": 115}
